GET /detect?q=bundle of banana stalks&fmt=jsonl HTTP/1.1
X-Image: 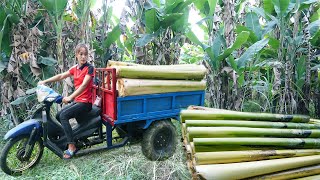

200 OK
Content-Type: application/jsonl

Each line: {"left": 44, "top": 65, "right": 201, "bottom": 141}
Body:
{"left": 117, "top": 78, "right": 206, "bottom": 96}
{"left": 107, "top": 61, "right": 207, "bottom": 97}
{"left": 181, "top": 106, "right": 320, "bottom": 180}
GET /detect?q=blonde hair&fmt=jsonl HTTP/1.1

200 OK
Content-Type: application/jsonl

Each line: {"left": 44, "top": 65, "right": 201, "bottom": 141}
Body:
{"left": 75, "top": 43, "right": 88, "bottom": 55}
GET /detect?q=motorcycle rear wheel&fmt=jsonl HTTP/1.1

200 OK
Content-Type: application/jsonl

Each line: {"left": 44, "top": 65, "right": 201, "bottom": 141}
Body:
{"left": 0, "top": 135, "right": 44, "bottom": 176}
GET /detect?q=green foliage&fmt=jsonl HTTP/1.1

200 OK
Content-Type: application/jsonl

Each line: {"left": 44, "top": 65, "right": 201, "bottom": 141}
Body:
{"left": 172, "top": 6, "right": 190, "bottom": 32}
{"left": 0, "top": 1, "right": 27, "bottom": 60}
{"left": 299, "top": 0, "right": 319, "bottom": 11}
{"left": 136, "top": 33, "right": 158, "bottom": 47}
{"left": 310, "top": 7, "right": 320, "bottom": 22}
{"left": 268, "top": 37, "right": 280, "bottom": 49}
{"left": 179, "top": 43, "right": 204, "bottom": 64}
{"left": 236, "top": 38, "right": 269, "bottom": 69}
{"left": 39, "top": 0, "right": 67, "bottom": 17}
{"left": 4, "top": 8, "right": 20, "bottom": 24}
{"left": 161, "top": 13, "right": 183, "bottom": 28}
{"left": 236, "top": 25, "right": 258, "bottom": 43}
{"left": 217, "top": 31, "right": 250, "bottom": 62}
{"left": 144, "top": 0, "right": 193, "bottom": 34}
{"left": 103, "top": 24, "right": 121, "bottom": 49}
{"left": 242, "top": 100, "right": 263, "bottom": 112}
{"left": 245, "top": 12, "right": 262, "bottom": 40}
{"left": 145, "top": 8, "right": 160, "bottom": 33}
{"left": 186, "top": 28, "right": 207, "bottom": 49}
{"left": 296, "top": 56, "right": 306, "bottom": 91}
{"left": 263, "top": 0, "right": 275, "bottom": 15}
{"left": 271, "top": 0, "right": 290, "bottom": 17}
{"left": 310, "top": 30, "right": 320, "bottom": 47}
{"left": 307, "top": 20, "right": 320, "bottom": 47}
{"left": 0, "top": 15, "right": 9, "bottom": 62}
{"left": 38, "top": 56, "right": 57, "bottom": 66}
{"left": 208, "top": 0, "right": 217, "bottom": 16}
{"left": 38, "top": 56, "right": 58, "bottom": 80}
{"left": 20, "top": 63, "right": 38, "bottom": 86}
{"left": 0, "top": 60, "right": 6, "bottom": 72}
{"left": 10, "top": 94, "right": 36, "bottom": 106}
{"left": 152, "top": 0, "right": 161, "bottom": 7}
{"left": 128, "top": 0, "right": 195, "bottom": 64}
{"left": 194, "top": 0, "right": 207, "bottom": 12}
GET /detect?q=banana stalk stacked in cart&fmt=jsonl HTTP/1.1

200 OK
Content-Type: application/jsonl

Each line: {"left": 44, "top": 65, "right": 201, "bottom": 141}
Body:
{"left": 107, "top": 60, "right": 206, "bottom": 97}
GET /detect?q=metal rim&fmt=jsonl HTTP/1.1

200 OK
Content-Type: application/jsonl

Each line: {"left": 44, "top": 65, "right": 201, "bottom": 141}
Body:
{"left": 6, "top": 137, "right": 42, "bottom": 172}
{"left": 153, "top": 128, "right": 172, "bottom": 152}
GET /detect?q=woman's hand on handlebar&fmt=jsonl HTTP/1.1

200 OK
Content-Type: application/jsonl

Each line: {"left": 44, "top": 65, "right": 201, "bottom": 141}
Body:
{"left": 62, "top": 96, "right": 72, "bottom": 104}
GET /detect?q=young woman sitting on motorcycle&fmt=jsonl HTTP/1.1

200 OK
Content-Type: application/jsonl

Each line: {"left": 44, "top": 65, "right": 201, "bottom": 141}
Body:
{"left": 38, "top": 43, "right": 94, "bottom": 159}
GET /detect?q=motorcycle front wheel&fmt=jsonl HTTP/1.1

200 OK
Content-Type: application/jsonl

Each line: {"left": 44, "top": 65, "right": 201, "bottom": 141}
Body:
{"left": 0, "top": 135, "right": 44, "bottom": 176}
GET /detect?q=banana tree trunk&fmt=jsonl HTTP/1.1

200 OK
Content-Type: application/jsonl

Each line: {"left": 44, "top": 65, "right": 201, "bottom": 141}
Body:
{"left": 295, "top": 174, "right": 320, "bottom": 180}
{"left": 310, "top": 119, "right": 320, "bottom": 124}
{"left": 190, "top": 142, "right": 277, "bottom": 153}
{"left": 117, "top": 78, "right": 206, "bottom": 97}
{"left": 221, "top": 0, "right": 236, "bottom": 110}
{"left": 195, "top": 155, "right": 320, "bottom": 180}
{"left": 180, "top": 110, "right": 310, "bottom": 123}
{"left": 194, "top": 149, "right": 320, "bottom": 165}
{"left": 252, "top": 164, "right": 320, "bottom": 180}
{"left": 301, "top": 11, "right": 311, "bottom": 115}
{"left": 185, "top": 120, "right": 320, "bottom": 129}
{"left": 113, "top": 65, "right": 207, "bottom": 80}
{"left": 193, "top": 137, "right": 320, "bottom": 148}
{"left": 187, "top": 127, "right": 320, "bottom": 141}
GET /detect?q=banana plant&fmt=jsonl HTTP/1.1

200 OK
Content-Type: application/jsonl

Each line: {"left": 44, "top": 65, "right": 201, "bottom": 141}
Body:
{"left": 10, "top": 56, "right": 58, "bottom": 106}
{"left": 243, "top": 0, "right": 319, "bottom": 113}
{"left": 91, "top": 1, "right": 124, "bottom": 66}
{"left": 187, "top": 26, "right": 269, "bottom": 85}
{"left": 0, "top": 0, "right": 29, "bottom": 67}
{"left": 131, "top": 0, "right": 195, "bottom": 64}
{"left": 0, "top": 13, "right": 10, "bottom": 69}
{"left": 67, "top": 0, "right": 97, "bottom": 42}
{"left": 39, "top": 0, "right": 67, "bottom": 66}
{"left": 307, "top": 19, "right": 320, "bottom": 47}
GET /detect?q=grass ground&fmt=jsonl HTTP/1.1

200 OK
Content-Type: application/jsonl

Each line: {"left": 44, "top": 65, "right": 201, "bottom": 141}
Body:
{"left": 0, "top": 120, "right": 191, "bottom": 180}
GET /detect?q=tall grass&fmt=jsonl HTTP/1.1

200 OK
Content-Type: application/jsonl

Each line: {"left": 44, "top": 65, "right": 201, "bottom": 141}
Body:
{"left": 0, "top": 120, "right": 191, "bottom": 179}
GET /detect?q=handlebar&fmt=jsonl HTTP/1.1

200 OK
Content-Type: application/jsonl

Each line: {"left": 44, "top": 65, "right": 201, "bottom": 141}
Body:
{"left": 55, "top": 96, "right": 63, "bottom": 104}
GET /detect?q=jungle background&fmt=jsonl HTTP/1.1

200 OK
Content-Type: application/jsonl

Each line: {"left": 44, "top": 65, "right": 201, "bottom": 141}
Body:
{"left": 0, "top": 0, "right": 319, "bottom": 179}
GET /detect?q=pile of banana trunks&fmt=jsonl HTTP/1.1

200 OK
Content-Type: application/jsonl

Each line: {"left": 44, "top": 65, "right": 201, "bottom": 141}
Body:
{"left": 180, "top": 106, "right": 320, "bottom": 180}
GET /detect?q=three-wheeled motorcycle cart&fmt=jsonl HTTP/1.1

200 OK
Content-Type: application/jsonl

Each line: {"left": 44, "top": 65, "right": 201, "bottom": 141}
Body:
{"left": 0, "top": 67, "right": 205, "bottom": 175}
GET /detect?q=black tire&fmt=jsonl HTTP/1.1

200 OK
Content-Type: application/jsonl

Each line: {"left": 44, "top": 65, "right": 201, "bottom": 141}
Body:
{"left": 0, "top": 135, "right": 44, "bottom": 176}
{"left": 141, "top": 120, "right": 177, "bottom": 161}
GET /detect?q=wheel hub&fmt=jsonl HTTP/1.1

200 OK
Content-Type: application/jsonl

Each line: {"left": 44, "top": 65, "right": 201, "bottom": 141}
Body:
{"left": 16, "top": 148, "right": 27, "bottom": 161}
{"left": 154, "top": 129, "right": 171, "bottom": 151}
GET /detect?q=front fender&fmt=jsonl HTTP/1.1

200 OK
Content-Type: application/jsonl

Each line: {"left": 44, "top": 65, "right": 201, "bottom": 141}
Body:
{"left": 4, "top": 119, "right": 42, "bottom": 140}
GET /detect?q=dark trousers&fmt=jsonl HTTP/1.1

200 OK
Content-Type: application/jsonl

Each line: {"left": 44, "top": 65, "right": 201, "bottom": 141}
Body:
{"left": 58, "top": 102, "right": 92, "bottom": 145}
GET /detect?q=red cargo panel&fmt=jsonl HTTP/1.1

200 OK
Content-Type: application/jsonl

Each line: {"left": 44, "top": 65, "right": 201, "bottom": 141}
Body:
{"left": 92, "top": 68, "right": 117, "bottom": 125}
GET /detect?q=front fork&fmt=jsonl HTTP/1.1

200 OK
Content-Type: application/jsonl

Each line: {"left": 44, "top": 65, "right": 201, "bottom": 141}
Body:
{"left": 23, "top": 127, "right": 38, "bottom": 160}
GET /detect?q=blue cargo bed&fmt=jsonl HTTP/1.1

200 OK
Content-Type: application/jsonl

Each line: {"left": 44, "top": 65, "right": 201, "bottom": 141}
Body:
{"left": 115, "top": 90, "right": 205, "bottom": 128}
